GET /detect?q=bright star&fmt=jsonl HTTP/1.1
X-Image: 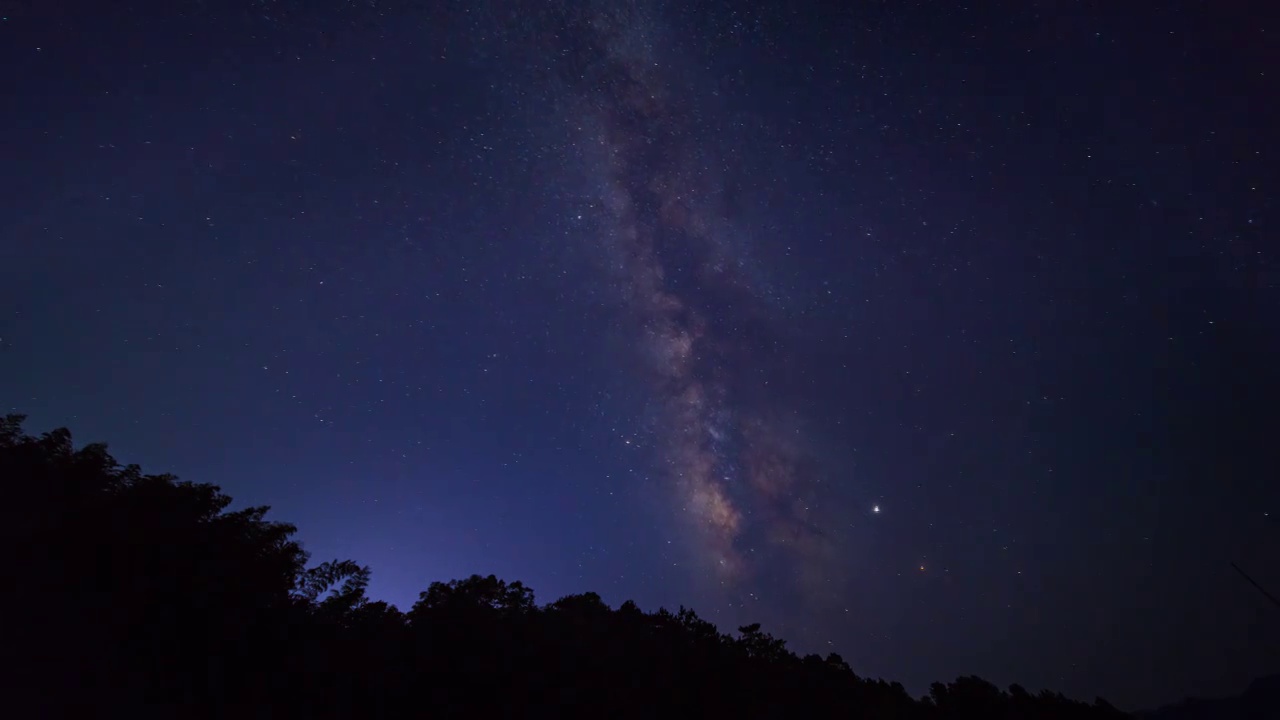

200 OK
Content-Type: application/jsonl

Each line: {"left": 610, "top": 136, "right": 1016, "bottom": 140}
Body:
{"left": 872, "top": 504, "right": 880, "bottom": 514}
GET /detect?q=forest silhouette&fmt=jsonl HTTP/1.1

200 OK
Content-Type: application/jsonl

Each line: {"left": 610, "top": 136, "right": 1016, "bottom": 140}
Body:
{"left": 3, "top": 413, "right": 1134, "bottom": 718}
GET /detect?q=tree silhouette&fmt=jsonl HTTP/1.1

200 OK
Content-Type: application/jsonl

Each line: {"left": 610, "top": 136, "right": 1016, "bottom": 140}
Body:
{"left": 1, "top": 414, "right": 1137, "bottom": 719}
{"left": 736, "top": 621, "right": 791, "bottom": 662}
{"left": 410, "top": 573, "right": 537, "bottom": 617}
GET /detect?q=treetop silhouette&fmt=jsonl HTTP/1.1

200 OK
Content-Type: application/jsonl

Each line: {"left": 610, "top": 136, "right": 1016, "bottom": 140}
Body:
{"left": 1, "top": 414, "right": 1131, "bottom": 719}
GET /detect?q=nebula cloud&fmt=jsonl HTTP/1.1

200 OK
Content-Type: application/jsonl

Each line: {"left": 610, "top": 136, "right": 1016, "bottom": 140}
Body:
{"left": 516, "top": 1, "right": 841, "bottom": 599}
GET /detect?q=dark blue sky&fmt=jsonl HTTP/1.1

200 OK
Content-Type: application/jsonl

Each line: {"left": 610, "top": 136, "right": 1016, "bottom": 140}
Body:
{"left": 2, "top": 0, "right": 1276, "bottom": 710}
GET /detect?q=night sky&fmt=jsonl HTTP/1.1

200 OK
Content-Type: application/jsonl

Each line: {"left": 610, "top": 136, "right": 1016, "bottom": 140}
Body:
{"left": 2, "top": 0, "right": 1277, "bottom": 710}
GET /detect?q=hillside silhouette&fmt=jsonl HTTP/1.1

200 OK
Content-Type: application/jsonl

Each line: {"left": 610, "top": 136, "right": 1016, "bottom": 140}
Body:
{"left": 2, "top": 413, "right": 1133, "bottom": 718}
{"left": 1139, "top": 675, "right": 1280, "bottom": 720}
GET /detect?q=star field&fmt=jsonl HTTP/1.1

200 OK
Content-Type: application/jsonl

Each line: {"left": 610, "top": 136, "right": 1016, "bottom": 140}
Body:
{"left": 1, "top": 0, "right": 1276, "bottom": 710}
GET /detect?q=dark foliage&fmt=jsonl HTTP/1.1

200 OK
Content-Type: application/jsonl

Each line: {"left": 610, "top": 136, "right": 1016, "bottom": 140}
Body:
{"left": 1, "top": 415, "right": 1134, "bottom": 719}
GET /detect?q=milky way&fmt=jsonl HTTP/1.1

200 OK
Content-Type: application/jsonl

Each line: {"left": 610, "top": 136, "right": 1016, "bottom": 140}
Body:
{"left": 512, "top": 1, "right": 846, "bottom": 603}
